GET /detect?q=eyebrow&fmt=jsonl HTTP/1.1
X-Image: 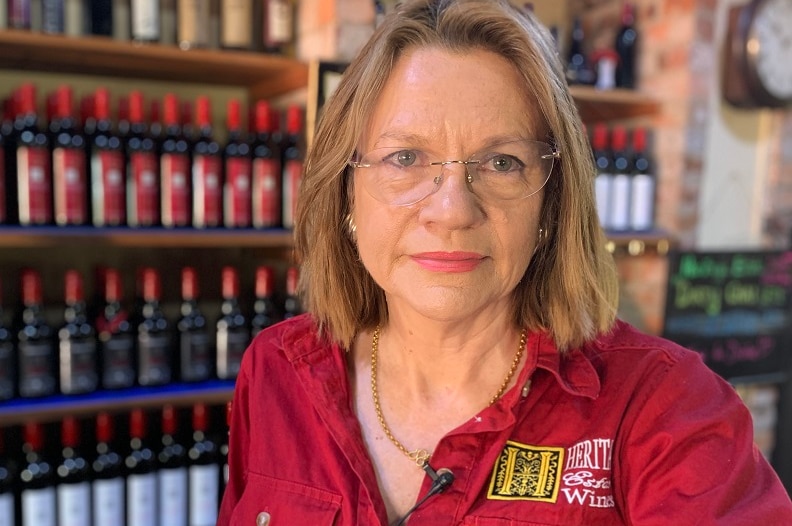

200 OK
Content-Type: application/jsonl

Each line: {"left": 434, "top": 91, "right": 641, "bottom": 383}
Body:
{"left": 371, "top": 132, "right": 534, "bottom": 151}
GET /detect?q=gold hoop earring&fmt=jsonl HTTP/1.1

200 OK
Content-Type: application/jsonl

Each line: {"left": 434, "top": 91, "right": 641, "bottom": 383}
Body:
{"left": 345, "top": 213, "right": 357, "bottom": 237}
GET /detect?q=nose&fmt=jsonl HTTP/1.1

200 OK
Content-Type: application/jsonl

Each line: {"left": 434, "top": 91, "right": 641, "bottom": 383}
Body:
{"left": 419, "top": 161, "right": 484, "bottom": 228}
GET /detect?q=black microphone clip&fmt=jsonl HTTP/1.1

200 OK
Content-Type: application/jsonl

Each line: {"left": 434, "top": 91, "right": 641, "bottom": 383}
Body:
{"left": 423, "top": 462, "right": 455, "bottom": 496}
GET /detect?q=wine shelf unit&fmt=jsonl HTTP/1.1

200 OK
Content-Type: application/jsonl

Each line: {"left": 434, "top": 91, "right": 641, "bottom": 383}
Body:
{"left": 0, "top": 29, "right": 309, "bottom": 100}
{"left": 0, "top": 380, "right": 235, "bottom": 426}
{"left": 0, "top": 226, "right": 295, "bottom": 248}
{"left": 570, "top": 85, "right": 661, "bottom": 122}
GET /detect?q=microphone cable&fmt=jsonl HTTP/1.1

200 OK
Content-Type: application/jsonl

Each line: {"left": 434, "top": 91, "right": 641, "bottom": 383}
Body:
{"left": 391, "top": 463, "right": 455, "bottom": 526}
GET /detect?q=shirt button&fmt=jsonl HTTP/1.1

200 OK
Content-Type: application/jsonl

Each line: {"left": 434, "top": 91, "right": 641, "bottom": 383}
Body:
{"left": 256, "top": 511, "right": 271, "bottom": 525}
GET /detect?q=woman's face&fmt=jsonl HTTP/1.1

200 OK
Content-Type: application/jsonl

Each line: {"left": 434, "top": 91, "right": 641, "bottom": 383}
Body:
{"left": 353, "top": 47, "right": 547, "bottom": 323}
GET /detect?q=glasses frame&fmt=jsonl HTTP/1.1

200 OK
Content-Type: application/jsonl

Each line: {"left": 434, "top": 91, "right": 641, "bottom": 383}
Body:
{"left": 349, "top": 140, "right": 561, "bottom": 206}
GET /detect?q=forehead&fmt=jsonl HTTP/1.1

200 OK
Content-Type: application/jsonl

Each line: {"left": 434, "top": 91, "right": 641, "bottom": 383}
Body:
{"left": 361, "top": 47, "right": 543, "bottom": 151}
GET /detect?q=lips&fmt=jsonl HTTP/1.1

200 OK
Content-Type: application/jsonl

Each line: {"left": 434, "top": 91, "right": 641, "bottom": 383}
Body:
{"left": 411, "top": 251, "right": 485, "bottom": 272}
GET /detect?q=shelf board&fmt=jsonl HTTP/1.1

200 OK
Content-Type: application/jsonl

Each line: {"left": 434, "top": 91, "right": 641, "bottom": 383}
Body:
{"left": 570, "top": 86, "right": 660, "bottom": 122}
{"left": 0, "top": 226, "right": 295, "bottom": 248}
{"left": 0, "top": 380, "right": 235, "bottom": 425}
{"left": 0, "top": 29, "right": 309, "bottom": 98}
{"left": 605, "top": 229, "right": 673, "bottom": 256}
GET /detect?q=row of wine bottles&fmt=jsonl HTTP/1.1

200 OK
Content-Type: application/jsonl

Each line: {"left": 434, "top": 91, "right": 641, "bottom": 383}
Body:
{"left": 0, "top": 264, "right": 301, "bottom": 401}
{"left": 0, "top": 83, "right": 305, "bottom": 229}
{"left": 0, "top": 403, "right": 229, "bottom": 526}
{"left": 589, "top": 123, "right": 656, "bottom": 233}
{"left": 1, "top": 0, "right": 296, "bottom": 55}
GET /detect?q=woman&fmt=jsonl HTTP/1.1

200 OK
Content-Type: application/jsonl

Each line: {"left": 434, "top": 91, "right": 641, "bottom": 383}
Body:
{"left": 218, "top": 0, "right": 792, "bottom": 524}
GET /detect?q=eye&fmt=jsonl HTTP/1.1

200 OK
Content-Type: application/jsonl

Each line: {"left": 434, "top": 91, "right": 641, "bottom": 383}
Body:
{"left": 480, "top": 153, "right": 525, "bottom": 173}
{"left": 386, "top": 150, "right": 418, "bottom": 167}
{"left": 491, "top": 154, "right": 514, "bottom": 171}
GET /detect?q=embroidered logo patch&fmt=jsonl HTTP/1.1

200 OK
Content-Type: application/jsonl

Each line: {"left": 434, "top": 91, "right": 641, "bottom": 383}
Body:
{"left": 487, "top": 441, "right": 564, "bottom": 502}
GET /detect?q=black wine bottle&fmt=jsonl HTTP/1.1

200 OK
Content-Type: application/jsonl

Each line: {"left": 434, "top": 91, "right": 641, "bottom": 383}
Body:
{"left": 56, "top": 416, "right": 91, "bottom": 526}
{"left": 125, "top": 409, "right": 157, "bottom": 526}
{"left": 177, "top": 267, "right": 213, "bottom": 382}
{"left": 251, "top": 265, "right": 279, "bottom": 337}
{"left": 216, "top": 266, "right": 249, "bottom": 380}
{"left": 96, "top": 268, "right": 136, "bottom": 389}
{"left": 16, "top": 269, "right": 57, "bottom": 398}
{"left": 158, "top": 405, "right": 188, "bottom": 526}
{"left": 58, "top": 269, "right": 99, "bottom": 395}
{"left": 136, "top": 268, "right": 172, "bottom": 386}
{"left": 19, "top": 422, "right": 57, "bottom": 526}
{"left": 0, "top": 277, "right": 15, "bottom": 401}
{"left": 91, "top": 412, "right": 125, "bottom": 526}
{"left": 187, "top": 403, "right": 220, "bottom": 526}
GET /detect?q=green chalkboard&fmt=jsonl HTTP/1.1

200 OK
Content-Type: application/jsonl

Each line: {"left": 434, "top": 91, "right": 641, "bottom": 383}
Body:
{"left": 661, "top": 250, "right": 792, "bottom": 380}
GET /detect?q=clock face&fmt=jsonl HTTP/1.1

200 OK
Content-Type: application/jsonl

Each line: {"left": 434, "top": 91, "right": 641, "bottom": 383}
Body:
{"left": 749, "top": 0, "right": 792, "bottom": 102}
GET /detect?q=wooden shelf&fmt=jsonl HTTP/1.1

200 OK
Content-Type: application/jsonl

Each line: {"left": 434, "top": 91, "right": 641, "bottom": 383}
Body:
{"left": 0, "top": 226, "right": 294, "bottom": 248}
{"left": 570, "top": 86, "right": 660, "bottom": 122}
{"left": 605, "top": 230, "right": 673, "bottom": 256}
{"left": 0, "top": 29, "right": 309, "bottom": 99}
{"left": 0, "top": 380, "right": 235, "bottom": 425}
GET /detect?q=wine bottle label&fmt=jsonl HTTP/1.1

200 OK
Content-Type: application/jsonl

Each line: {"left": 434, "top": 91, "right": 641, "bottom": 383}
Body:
{"left": 221, "top": 0, "right": 252, "bottom": 48}
{"left": 127, "top": 472, "right": 157, "bottom": 526}
{"left": 131, "top": 0, "right": 160, "bottom": 41}
{"left": 0, "top": 492, "right": 14, "bottom": 526}
{"left": 609, "top": 173, "right": 631, "bottom": 231}
{"left": 17, "top": 145, "right": 53, "bottom": 225}
{"left": 252, "top": 157, "right": 281, "bottom": 228}
{"left": 18, "top": 339, "right": 57, "bottom": 398}
{"left": 178, "top": 0, "right": 211, "bottom": 48}
{"left": 57, "top": 481, "right": 91, "bottom": 526}
{"left": 91, "top": 149, "right": 126, "bottom": 226}
{"left": 630, "top": 173, "right": 655, "bottom": 231}
{"left": 158, "top": 467, "right": 188, "bottom": 526}
{"left": 59, "top": 338, "right": 99, "bottom": 395}
{"left": 594, "top": 173, "right": 613, "bottom": 230}
{"left": 64, "top": 0, "right": 83, "bottom": 36}
{"left": 42, "top": 0, "right": 64, "bottom": 33}
{"left": 282, "top": 159, "right": 302, "bottom": 229}
{"left": 53, "top": 147, "right": 88, "bottom": 225}
{"left": 266, "top": 0, "right": 292, "bottom": 45}
{"left": 138, "top": 332, "right": 172, "bottom": 386}
{"left": 128, "top": 151, "right": 160, "bottom": 226}
{"left": 180, "top": 330, "right": 212, "bottom": 382}
{"left": 161, "top": 153, "right": 191, "bottom": 227}
{"left": 21, "top": 486, "right": 56, "bottom": 526}
{"left": 223, "top": 157, "right": 252, "bottom": 228}
{"left": 188, "top": 463, "right": 219, "bottom": 526}
{"left": 101, "top": 333, "right": 136, "bottom": 389}
{"left": 92, "top": 477, "right": 125, "bottom": 525}
{"left": 0, "top": 341, "right": 14, "bottom": 400}
{"left": 224, "top": 462, "right": 229, "bottom": 486}
{"left": 216, "top": 327, "right": 250, "bottom": 379}
{"left": 192, "top": 154, "right": 222, "bottom": 228}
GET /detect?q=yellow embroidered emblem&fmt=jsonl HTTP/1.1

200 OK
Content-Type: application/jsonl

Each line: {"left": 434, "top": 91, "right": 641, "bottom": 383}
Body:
{"left": 487, "top": 440, "right": 564, "bottom": 502}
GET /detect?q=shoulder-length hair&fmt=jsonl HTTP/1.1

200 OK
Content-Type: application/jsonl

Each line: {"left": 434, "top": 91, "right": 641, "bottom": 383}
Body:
{"left": 294, "top": 0, "right": 618, "bottom": 350}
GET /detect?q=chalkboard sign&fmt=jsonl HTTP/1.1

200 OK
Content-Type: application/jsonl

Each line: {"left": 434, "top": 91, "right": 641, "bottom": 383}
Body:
{"left": 662, "top": 250, "right": 792, "bottom": 380}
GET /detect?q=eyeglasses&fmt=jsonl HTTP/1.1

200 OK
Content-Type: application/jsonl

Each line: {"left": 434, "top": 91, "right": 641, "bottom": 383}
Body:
{"left": 349, "top": 139, "right": 560, "bottom": 206}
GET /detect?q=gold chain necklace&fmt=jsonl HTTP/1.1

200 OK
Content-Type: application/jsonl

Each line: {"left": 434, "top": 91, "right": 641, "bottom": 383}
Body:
{"left": 370, "top": 327, "right": 527, "bottom": 468}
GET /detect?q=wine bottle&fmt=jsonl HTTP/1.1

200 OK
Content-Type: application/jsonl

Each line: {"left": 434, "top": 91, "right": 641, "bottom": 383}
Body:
{"left": 127, "top": 90, "right": 160, "bottom": 227}
{"left": 251, "top": 100, "right": 281, "bottom": 228}
{"left": 283, "top": 266, "right": 301, "bottom": 319}
{"left": 223, "top": 99, "right": 252, "bottom": 228}
{"left": 19, "top": 422, "right": 57, "bottom": 526}
{"left": 56, "top": 416, "right": 91, "bottom": 526}
{"left": 16, "top": 269, "right": 57, "bottom": 398}
{"left": 90, "top": 87, "right": 126, "bottom": 227}
{"left": 216, "top": 266, "right": 249, "bottom": 380}
{"left": 220, "top": 0, "right": 252, "bottom": 50}
{"left": 609, "top": 125, "right": 631, "bottom": 232}
{"left": 42, "top": 0, "right": 65, "bottom": 33}
{"left": 91, "top": 412, "right": 125, "bottom": 526}
{"left": 64, "top": 0, "right": 85, "bottom": 36}
{"left": 15, "top": 83, "right": 53, "bottom": 226}
{"left": 262, "top": 0, "right": 293, "bottom": 54}
{"left": 187, "top": 403, "right": 220, "bottom": 526}
{"left": 96, "top": 267, "right": 136, "bottom": 389}
{"left": 0, "top": 100, "right": 7, "bottom": 225}
{"left": 591, "top": 123, "right": 613, "bottom": 230}
{"left": 160, "top": 0, "right": 177, "bottom": 46}
{"left": 88, "top": 0, "right": 112, "bottom": 35}
{"left": 192, "top": 95, "right": 222, "bottom": 228}
{"left": 0, "top": 427, "right": 17, "bottom": 526}
{"left": 251, "top": 265, "right": 279, "bottom": 337}
{"left": 8, "top": 0, "right": 31, "bottom": 29}
{"left": 221, "top": 401, "right": 231, "bottom": 489}
{"left": 161, "top": 94, "right": 191, "bottom": 228}
{"left": 131, "top": 0, "right": 160, "bottom": 42}
{"left": 615, "top": 2, "right": 639, "bottom": 89}
{"left": 112, "top": 0, "right": 131, "bottom": 40}
{"left": 125, "top": 409, "right": 157, "bottom": 526}
{"left": 177, "top": 267, "right": 213, "bottom": 382}
{"left": 158, "top": 405, "right": 188, "bottom": 526}
{"left": 281, "top": 104, "right": 303, "bottom": 229}
{"left": 0, "top": 277, "right": 15, "bottom": 401}
{"left": 58, "top": 269, "right": 99, "bottom": 395}
{"left": 629, "top": 127, "right": 656, "bottom": 231}
{"left": 177, "top": 0, "right": 211, "bottom": 49}
{"left": 565, "top": 16, "right": 595, "bottom": 86}
{"left": 136, "top": 267, "right": 173, "bottom": 386}
{"left": 51, "top": 85, "right": 88, "bottom": 226}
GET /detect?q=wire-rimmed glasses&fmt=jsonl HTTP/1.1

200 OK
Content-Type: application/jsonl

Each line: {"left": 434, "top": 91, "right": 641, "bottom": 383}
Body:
{"left": 349, "top": 139, "right": 560, "bottom": 206}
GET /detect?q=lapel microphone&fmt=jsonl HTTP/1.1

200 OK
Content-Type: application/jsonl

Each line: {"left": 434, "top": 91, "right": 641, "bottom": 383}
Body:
{"left": 391, "top": 463, "right": 455, "bottom": 526}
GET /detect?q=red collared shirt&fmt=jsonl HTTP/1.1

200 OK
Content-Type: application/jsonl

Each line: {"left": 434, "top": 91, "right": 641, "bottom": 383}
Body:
{"left": 218, "top": 315, "right": 792, "bottom": 525}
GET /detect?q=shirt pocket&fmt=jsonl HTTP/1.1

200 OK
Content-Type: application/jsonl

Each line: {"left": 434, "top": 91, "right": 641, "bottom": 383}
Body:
{"left": 230, "top": 471, "right": 342, "bottom": 525}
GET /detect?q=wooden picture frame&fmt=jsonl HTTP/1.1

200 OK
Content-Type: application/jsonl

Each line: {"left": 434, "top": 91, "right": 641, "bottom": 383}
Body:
{"left": 306, "top": 60, "right": 349, "bottom": 147}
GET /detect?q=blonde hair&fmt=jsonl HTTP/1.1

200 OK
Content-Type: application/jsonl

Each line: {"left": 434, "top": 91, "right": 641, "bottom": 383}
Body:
{"left": 294, "top": 0, "right": 618, "bottom": 350}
